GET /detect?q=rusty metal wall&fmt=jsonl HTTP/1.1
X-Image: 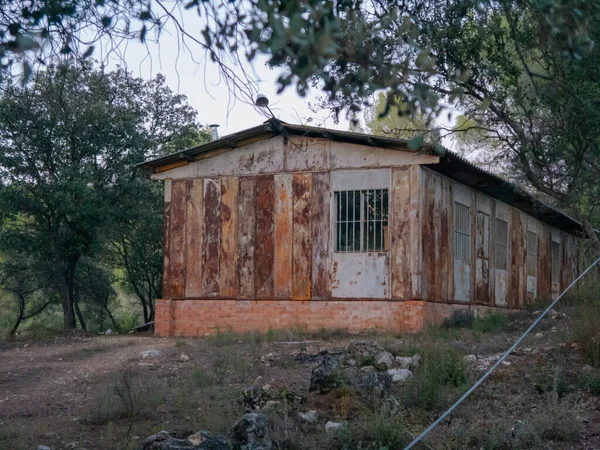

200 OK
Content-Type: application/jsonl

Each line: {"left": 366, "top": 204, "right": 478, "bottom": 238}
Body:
{"left": 161, "top": 165, "right": 582, "bottom": 307}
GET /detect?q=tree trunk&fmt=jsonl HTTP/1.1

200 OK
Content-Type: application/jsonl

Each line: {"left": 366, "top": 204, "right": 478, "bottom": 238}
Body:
{"left": 61, "top": 262, "right": 78, "bottom": 329}
{"left": 9, "top": 293, "right": 25, "bottom": 339}
{"left": 74, "top": 300, "right": 87, "bottom": 331}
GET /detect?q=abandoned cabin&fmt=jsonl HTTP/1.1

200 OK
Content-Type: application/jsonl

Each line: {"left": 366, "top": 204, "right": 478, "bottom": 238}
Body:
{"left": 141, "top": 121, "right": 582, "bottom": 337}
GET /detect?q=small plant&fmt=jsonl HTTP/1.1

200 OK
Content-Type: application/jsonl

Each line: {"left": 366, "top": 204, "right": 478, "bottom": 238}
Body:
{"left": 578, "top": 370, "right": 600, "bottom": 396}
{"left": 328, "top": 412, "right": 408, "bottom": 450}
{"left": 358, "top": 355, "right": 376, "bottom": 367}
{"left": 443, "top": 309, "right": 474, "bottom": 329}
{"left": 193, "top": 368, "right": 218, "bottom": 387}
{"left": 472, "top": 312, "right": 510, "bottom": 333}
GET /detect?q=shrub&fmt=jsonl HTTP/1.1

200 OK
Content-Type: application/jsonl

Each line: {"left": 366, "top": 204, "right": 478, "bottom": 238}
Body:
{"left": 402, "top": 344, "right": 468, "bottom": 411}
{"left": 578, "top": 370, "right": 600, "bottom": 396}
{"left": 472, "top": 312, "right": 510, "bottom": 333}
{"left": 569, "top": 277, "right": 600, "bottom": 367}
{"left": 532, "top": 407, "right": 581, "bottom": 442}
{"left": 443, "top": 309, "right": 474, "bottom": 329}
{"left": 193, "top": 368, "right": 218, "bottom": 387}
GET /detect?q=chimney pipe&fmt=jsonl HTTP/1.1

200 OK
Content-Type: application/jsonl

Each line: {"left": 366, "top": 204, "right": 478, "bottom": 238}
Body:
{"left": 209, "top": 124, "right": 220, "bottom": 141}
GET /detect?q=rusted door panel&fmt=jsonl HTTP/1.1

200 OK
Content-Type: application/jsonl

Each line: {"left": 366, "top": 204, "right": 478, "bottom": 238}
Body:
{"left": 201, "top": 178, "right": 221, "bottom": 297}
{"left": 162, "top": 180, "right": 172, "bottom": 298}
{"left": 311, "top": 172, "right": 331, "bottom": 300}
{"left": 495, "top": 270, "right": 508, "bottom": 306}
{"left": 274, "top": 174, "right": 293, "bottom": 299}
{"left": 185, "top": 179, "right": 204, "bottom": 297}
{"left": 331, "top": 253, "right": 390, "bottom": 298}
{"left": 220, "top": 176, "right": 238, "bottom": 298}
{"left": 292, "top": 173, "right": 312, "bottom": 300}
{"left": 237, "top": 177, "right": 256, "bottom": 299}
{"left": 255, "top": 175, "right": 276, "bottom": 298}
{"left": 454, "top": 263, "right": 470, "bottom": 302}
{"left": 509, "top": 211, "right": 527, "bottom": 308}
{"left": 391, "top": 167, "right": 411, "bottom": 299}
{"left": 475, "top": 211, "right": 490, "bottom": 304}
{"left": 169, "top": 180, "right": 187, "bottom": 298}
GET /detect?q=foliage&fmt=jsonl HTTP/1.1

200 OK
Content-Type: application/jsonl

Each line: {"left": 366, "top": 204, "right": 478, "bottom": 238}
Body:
{"left": 0, "top": 62, "right": 202, "bottom": 329}
{"left": 329, "top": 412, "right": 408, "bottom": 450}
{"left": 472, "top": 313, "right": 510, "bottom": 334}
{"left": 402, "top": 344, "right": 468, "bottom": 411}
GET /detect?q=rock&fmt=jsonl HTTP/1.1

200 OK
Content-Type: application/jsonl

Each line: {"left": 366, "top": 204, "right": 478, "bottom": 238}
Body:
{"left": 346, "top": 341, "right": 386, "bottom": 361}
{"left": 354, "top": 368, "right": 391, "bottom": 396}
{"left": 105, "top": 329, "right": 112, "bottom": 335}
{"left": 395, "top": 354, "right": 420, "bottom": 370}
{"left": 548, "top": 309, "right": 559, "bottom": 319}
{"left": 140, "top": 349, "right": 163, "bottom": 359}
{"left": 384, "top": 397, "right": 401, "bottom": 416}
{"left": 187, "top": 431, "right": 231, "bottom": 449}
{"left": 298, "top": 410, "right": 318, "bottom": 423}
{"left": 464, "top": 354, "right": 478, "bottom": 364}
{"left": 360, "top": 365, "right": 376, "bottom": 373}
{"left": 231, "top": 413, "right": 272, "bottom": 450}
{"left": 241, "top": 387, "right": 267, "bottom": 413}
{"left": 142, "top": 429, "right": 230, "bottom": 449}
{"left": 37, "top": 446, "right": 51, "bottom": 450}
{"left": 178, "top": 352, "right": 190, "bottom": 362}
{"left": 534, "top": 332, "right": 543, "bottom": 338}
{"left": 325, "top": 421, "right": 344, "bottom": 433}
{"left": 375, "top": 351, "right": 394, "bottom": 370}
{"left": 386, "top": 368, "right": 414, "bottom": 383}
{"left": 261, "top": 400, "right": 282, "bottom": 414}
{"left": 309, "top": 354, "right": 343, "bottom": 393}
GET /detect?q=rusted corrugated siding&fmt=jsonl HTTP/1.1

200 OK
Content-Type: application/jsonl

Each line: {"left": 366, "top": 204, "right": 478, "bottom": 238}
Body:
{"left": 475, "top": 210, "right": 491, "bottom": 304}
{"left": 274, "top": 174, "right": 293, "bottom": 298}
{"left": 536, "top": 224, "right": 552, "bottom": 301}
{"left": 311, "top": 172, "right": 331, "bottom": 300}
{"left": 185, "top": 179, "right": 203, "bottom": 297}
{"left": 509, "top": 211, "right": 527, "bottom": 308}
{"left": 409, "top": 166, "right": 423, "bottom": 298}
{"left": 255, "top": 175, "right": 276, "bottom": 298}
{"left": 201, "top": 178, "right": 221, "bottom": 296}
{"left": 237, "top": 177, "right": 256, "bottom": 299}
{"left": 220, "top": 176, "right": 238, "bottom": 298}
{"left": 292, "top": 173, "right": 312, "bottom": 300}
{"left": 440, "top": 177, "right": 452, "bottom": 302}
{"left": 391, "top": 167, "right": 412, "bottom": 299}
{"left": 162, "top": 181, "right": 172, "bottom": 298}
{"left": 561, "top": 232, "right": 579, "bottom": 290}
{"left": 422, "top": 170, "right": 435, "bottom": 301}
{"left": 169, "top": 180, "right": 187, "bottom": 298}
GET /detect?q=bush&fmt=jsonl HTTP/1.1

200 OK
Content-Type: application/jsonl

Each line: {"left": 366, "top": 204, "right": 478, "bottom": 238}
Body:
{"left": 569, "top": 277, "right": 600, "bottom": 367}
{"left": 402, "top": 344, "right": 468, "bottom": 411}
{"left": 472, "top": 313, "right": 510, "bottom": 333}
{"left": 578, "top": 370, "right": 600, "bottom": 396}
{"left": 443, "top": 309, "right": 474, "bottom": 329}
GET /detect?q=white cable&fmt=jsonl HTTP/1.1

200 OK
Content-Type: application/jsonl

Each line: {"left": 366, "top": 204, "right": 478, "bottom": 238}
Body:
{"left": 404, "top": 255, "right": 600, "bottom": 450}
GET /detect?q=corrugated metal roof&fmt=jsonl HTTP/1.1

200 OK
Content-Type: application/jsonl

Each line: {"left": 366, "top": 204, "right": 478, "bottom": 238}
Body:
{"left": 140, "top": 119, "right": 583, "bottom": 235}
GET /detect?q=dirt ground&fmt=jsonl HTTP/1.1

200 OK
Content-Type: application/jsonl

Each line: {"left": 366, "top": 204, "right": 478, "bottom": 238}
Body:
{"left": 1, "top": 311, "right": 600, "bottom": 450}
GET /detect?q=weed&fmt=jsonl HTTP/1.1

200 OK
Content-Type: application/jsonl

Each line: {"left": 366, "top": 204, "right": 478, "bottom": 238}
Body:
{"left": 472, "top": 312, "right": 510, "bottom": 333}
{"left": 444, "top": 309, "right": 474, "bottom": 329}
{"left": 579, "top": 370, "right": 600, "bottom": 396}
{"left": 532, "top": 407, "right": 581, "bottom": 442}
{"left": 402, "top": 344, "right": 468, "bottom": 412}
{"left": 193, "top": 368, "right": 218, "bottom": 387}
{"left": 328, "top": 412, "right": 408, "bottom": 450}
{"left": 358, "top": 355, "right": 376, "bottom": 367}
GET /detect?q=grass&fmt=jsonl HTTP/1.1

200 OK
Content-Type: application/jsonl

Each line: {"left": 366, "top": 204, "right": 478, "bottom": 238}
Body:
{"left": 328, "top": 412, "right": 409, "bottom": 450}
{"left": 565, "top": 276, "right": 600, "bottom": 367}
{"left": 472, "top": 312, "right": 510, "bottom": 333}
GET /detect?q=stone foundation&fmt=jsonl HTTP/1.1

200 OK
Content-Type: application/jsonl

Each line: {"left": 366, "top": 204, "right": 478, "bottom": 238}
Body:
{"left": 154, "top": 299, "right": 513, "bottom": 337}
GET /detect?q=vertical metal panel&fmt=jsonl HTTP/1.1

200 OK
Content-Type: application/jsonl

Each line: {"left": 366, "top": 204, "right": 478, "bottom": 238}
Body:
{"left": 409, "top": 166, "right": 423, "bottom": 298}
{"left": 422, "top": 170, "right": 434, "bottom": 300}
{"left": 292, "top": 173, "right": 312, "bottom": 300}
{"left": 509, "top": 211, "right": 527, "bottom": 308}
{"left": 185, "top": 179, "right": 204, "bottom": 297}
{"left": 475, "top": 210, "right": 491, "bottom": 304}
{"left": 391, "top": 167, "right": 411, "bottom": 299}
{"left": 201, "top": 178, "right": 221, "bottom": 296}
{"left": 536, "top": 224, "right": 551, "bottom": 301}
{"left": 237, "top": 177, "right": 256, "bottom": 299}
{"left": 219, "top": 176, "right": 239, "bottom": 298}
{"left": 453, "top": 191, "right": 472, "bottom": 303}
{"left": 169, "top": 180, "right": 187, "bottom": 298}
{"left": 440, "top": 177, "right": 452, "bottom": 302}
{"left": 255, "top": 175, "right": 276, "bottom": 298}
{"left": 274, "top": 174, "right": 293, "bottom": 298}
{"left": 162, "top": 180, "right": 172, "bottom": 298}
{"left": 311, "top": 172, "right": 331, "bottom": 299}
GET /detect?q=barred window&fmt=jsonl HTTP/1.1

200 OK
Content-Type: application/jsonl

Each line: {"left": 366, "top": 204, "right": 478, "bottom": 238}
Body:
{"left": 552, "top": 241, "right": 560, "bottom": 283}
{"left": 526, "top": 231, "right": 538, "bottom": 277}
{"left": 454, "top": 202, "right": 471, "bottom": 263}
{"left": 494, "top": 218, "right": 508, "bottom": 270}
{"left": 334, "top": 189, "right": 389, "bottom": 252}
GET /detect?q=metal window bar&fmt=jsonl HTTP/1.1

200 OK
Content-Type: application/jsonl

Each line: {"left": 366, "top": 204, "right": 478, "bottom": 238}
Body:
{"left": 494, "top": 218, "right": 508, "bottom": 270}
{"left": 454, "top": 202, "right": 471, "bottom": 264}
{"left": 334, "top": 189, "right": 388, "bottom": 253}
{"left": 526, "top": 230, "right": 537, "bottom": 277}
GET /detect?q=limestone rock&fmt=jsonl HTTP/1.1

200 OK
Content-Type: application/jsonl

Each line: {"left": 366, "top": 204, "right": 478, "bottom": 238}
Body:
{"left": 142, "top": 430, "right": 230, "bottom": 449}
{"left": 231, "top": 413, "right": 272, "bottom": 450}
{"left": 395, "top": 354, "right": 421, "bottom": 370}
{"left": 346, "top": 341, "right": 386, "bottom": 362}
{"left": 309, "top": 354, "right": 343, "bottom": 393}
{"left": 386, "top": 368, "right": 414, "bottom": 383}
{"left": 325, "top": 421, "right": 344, "bottom": 433}
{"left": 140, "top": 349, "right": 163, "bottom": 359}
{"left": 374, "top": 352, "right": 394, "bottom": 370}
{"left": 298, "top": 410, "right": 318, "bottom": 423}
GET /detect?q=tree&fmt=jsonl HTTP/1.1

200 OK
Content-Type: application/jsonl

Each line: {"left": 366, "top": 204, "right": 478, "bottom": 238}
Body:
{"left": 0, "top": 62, "right": 201, "bottom": 329}
{"left": 350, "top": 92, "right": 428, "bottom": 140}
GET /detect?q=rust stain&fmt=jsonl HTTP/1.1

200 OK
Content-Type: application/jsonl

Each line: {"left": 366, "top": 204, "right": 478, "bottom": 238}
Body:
{"left": 185, "top": 179, "right": 203, "bottom": 297}
{"left": 255, "top": 175, "right": 275, "bottom": 298}
{"left": 220, "top": 176, "right": 239, "bottom": 298}
{"left": 311, "top": 172, "right": 331, "bottom": 300}
{"left": 409, "top": 166, "right": 422, "bottom": 298}
{"left": 201, "top": 178, "right": 221, "bottom": 296}
{"left": 162, "top": 198, "right": 171, "bottom": 298}
{"left": 475, "top": 210, "right": 490, "bottom": 304}
{"left": 274, "top": 174, "right": 292, "bottom": 298}
{"left": 237, "top": 177, "right": 256, "bottom": 299}
{"left": 391, "top": 167, "right": 411, "bottom": 299}
{"left": 169, "top": 180, "right": 187, "bottom": 298}
{"left": 155, "top": 160, "right": 188, "bottom": 173}
{"left": 292, "top": 173, "right": 312, "bottom": 300}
